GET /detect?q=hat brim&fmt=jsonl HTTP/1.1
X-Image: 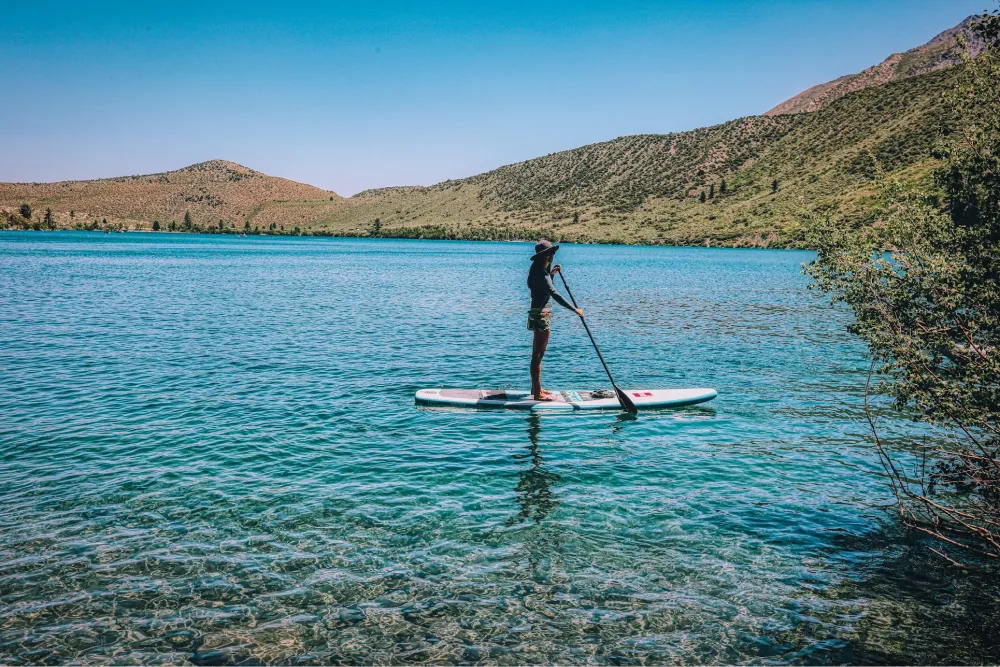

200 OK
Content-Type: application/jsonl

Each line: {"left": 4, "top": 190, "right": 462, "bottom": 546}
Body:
{"left": 530, "top": 244, "right": 559, "bottom": 261}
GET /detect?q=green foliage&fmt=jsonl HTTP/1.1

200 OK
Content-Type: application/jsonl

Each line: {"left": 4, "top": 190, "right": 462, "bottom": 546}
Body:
{"left": 369, "top": 223, "right": 562, "bottom": 243}
{"left": 807, "top": 10, "right": 1000, "bottom": 564}
{"left": 335, "top": 64, "right": 964, "bottom": 247}
{"left": 720, "top": 179, "right": 727, "bottom": 195}
{"left": 43, "top": 208, "right": 54, "bottom": 229}
{"left": 184, "top": 211, "right": 193, "bottom": 229}
{"left": 19, "top": 203, "right": 31, "bottom": 219}
{"left": 467, "top": 116, "right": 801, "bottom": 215}
{"left": 709, "top": 184, "right": 715, "bottom": 199}
{"left": 153, "top": 220, "right": 160, "bottom": 231}
{"left": 699, "top": 191, "right": 706, "bottom": 203}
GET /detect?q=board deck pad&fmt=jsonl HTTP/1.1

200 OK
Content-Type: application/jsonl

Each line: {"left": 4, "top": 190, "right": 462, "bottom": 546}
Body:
{"left": 416, "top": 387, "right": 717, "bottom": 411}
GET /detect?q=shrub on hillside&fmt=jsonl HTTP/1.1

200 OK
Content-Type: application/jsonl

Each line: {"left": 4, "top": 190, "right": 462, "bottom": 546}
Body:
{"left": 808, "top": 10, "right": 1000, "bottom": 565}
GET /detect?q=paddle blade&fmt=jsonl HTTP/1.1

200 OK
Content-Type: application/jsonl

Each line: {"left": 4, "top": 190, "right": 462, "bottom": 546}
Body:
{"left": 614, "top": 385, "right": 639, "bottom": 414}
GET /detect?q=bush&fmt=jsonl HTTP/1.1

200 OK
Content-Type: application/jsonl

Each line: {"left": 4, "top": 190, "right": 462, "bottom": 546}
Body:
{"left": 807, "top": 11, "right": 1000, "bottom": 565}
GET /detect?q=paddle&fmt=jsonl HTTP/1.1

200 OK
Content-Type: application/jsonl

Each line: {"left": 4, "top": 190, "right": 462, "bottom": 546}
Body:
{"left": 556, "top": 270, "right": 638, "bottom": 414}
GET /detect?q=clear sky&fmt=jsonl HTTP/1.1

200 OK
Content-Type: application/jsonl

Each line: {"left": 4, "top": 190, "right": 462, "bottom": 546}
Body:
{"left": 1, "top": 0, "right": 988, "bottom": 195}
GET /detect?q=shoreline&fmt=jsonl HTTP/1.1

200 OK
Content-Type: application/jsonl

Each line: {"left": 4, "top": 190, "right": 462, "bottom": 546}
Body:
{"left": 0, "top": 227, "right": 812, "bottom": 251}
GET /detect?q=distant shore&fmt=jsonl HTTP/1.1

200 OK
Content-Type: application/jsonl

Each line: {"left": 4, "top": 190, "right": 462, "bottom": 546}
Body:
{"left": 0, "top": 226, "right": 808, "bottom": 250}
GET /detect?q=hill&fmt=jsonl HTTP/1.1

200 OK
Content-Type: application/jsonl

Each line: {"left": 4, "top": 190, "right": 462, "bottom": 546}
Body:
{"left": 316, "top": 63, "right": 958, "bottom": 246}
{"left": 0, "top": 17, "right": 979, "bottom": 246}
{"left": 0, "top": 160, "right": 340, "bottom": 232}
{"left": 765, "top": 16, "right": 983, "bottom": 116}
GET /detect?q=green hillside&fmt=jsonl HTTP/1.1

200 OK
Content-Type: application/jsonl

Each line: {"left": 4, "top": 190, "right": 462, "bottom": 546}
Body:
{"left": 319, "top": 64, "right": 958, "bottom": 247}
{"left": 1, "top": 63, "right": 961, "bottom": 247}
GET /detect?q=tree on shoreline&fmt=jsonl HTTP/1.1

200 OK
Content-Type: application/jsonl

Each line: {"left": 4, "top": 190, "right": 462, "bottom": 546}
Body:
{"left": 807, "top": 10, "right": 1000, "bottom": 565}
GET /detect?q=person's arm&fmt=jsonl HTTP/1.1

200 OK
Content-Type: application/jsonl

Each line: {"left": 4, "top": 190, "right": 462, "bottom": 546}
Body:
{"left": 544, "top": 272, "right": 576, "bottom": 311}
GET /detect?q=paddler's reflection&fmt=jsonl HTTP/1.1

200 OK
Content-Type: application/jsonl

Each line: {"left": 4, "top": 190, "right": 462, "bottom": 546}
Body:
{"left": 506, "top": 413, "right": 560, "bottom": 526}
{"left": 610, "top": 409, "right": 638, "bottom": 436}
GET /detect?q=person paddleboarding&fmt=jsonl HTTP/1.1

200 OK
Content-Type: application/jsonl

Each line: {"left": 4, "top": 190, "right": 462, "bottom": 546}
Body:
{"left": 527, "top": 240, "right": 583, "bottom": 401}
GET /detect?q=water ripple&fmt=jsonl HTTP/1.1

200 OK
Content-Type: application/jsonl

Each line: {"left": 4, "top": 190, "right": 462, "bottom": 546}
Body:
{"left": 1, "top": 232, "right": 997, "bottom": 665}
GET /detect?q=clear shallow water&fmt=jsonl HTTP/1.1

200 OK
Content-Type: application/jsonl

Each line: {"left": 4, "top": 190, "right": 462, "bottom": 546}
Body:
{"left": 1, "top": 232, "right": 997, "bottom": 665}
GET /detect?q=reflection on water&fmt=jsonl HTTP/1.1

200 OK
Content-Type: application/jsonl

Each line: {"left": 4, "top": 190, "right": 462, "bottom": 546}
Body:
{"left": 610, "top": 411, "right": 639, "bottom": 435}
{"left": 507, "top": 415, "right": 561, "bottom": 526}
{"left": 799, "top": 525, "right": 1000, "bottom": 665}
{"left": 1, "top": 232, "right": 998, "bottom": 665}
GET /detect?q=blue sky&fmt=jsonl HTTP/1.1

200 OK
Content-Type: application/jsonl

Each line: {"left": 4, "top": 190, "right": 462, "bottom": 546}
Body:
{"left": 0, "top": 0, "right": 987, "bottom": 195}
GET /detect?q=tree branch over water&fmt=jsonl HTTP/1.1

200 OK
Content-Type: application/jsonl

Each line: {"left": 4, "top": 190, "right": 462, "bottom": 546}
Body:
{"left": 807, "top": 8, "right": 1000, "bottom": 564}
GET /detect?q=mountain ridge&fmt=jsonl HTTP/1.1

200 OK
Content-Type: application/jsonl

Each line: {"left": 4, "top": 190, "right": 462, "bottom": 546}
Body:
{"left": 0, "top": 16, "right": 980, "bottom": 245}
{"left": 325, "top": 64, "right": 956, "bottom": 246}
{"left": 765, "top": 15, "right": 982, "bottom": 116}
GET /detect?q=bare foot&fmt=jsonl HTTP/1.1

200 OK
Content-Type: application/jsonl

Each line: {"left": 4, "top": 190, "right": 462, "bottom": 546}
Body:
{"left": 534, "top": 390, "right": 556, "bottom": 401}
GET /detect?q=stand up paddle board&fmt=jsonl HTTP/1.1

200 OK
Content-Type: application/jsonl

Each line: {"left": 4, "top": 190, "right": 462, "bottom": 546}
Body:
{"left": 415, "top": 388, "right": 717, "bottom": 411}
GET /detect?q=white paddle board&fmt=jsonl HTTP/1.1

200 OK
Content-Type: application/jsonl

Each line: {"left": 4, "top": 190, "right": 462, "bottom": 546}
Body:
{"left": 415, "top": 387, "right": 717, "bottom": 411}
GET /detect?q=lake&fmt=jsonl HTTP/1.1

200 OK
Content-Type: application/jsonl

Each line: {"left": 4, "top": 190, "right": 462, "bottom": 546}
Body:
{"left": 1, "top": 232, "right": 997, "bottom": 665}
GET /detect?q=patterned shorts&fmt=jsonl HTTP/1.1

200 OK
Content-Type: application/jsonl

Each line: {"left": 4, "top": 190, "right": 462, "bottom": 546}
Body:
{"left": 527, "top": 308, "right": 552, "bottom": 331}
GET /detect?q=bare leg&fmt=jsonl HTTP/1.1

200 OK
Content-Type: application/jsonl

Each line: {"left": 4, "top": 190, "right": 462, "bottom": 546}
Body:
{"left": 531, "top": 327, "right": 551, "bottom": 400}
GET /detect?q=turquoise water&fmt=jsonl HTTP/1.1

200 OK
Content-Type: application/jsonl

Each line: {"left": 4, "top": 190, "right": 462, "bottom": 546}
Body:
{"left": 1, "top": 232, "right": 997, "bottom": 665}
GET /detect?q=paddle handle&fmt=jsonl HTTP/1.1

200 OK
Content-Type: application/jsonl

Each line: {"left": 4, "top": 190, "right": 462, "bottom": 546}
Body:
{"left": 556, "top": 270, "right": 638, "bottom": 413}
{"left": 557, "top": 274, "right": 614, "bottom": 383}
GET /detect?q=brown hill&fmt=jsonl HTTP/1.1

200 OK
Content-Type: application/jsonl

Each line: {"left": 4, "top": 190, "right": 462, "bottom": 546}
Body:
{"left": 0, "top": 160, "right": 339, "bottom": 230}
{"left": 0, "top": 67, "right": 958, "bottom": 245}
{"left": 0, "top": 15, "right": 982, "bottom": 245}
{"left": 316, "top": 64, "right": 958, "bottom": 247}
{"left": 765, "top": 16, "right": 983, "bottom": 116}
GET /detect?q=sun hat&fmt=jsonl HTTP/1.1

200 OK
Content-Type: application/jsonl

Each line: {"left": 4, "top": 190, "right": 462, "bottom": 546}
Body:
{"left": 530, "top": 239, "right": 560, "bottom": 261}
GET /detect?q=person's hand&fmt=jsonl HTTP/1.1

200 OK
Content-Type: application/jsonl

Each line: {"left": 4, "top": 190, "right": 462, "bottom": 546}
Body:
{"left": 550, "top": 264, "right": 562, "bottom": 276}
{"left": 575, "top": 308, "right": 584, "bottom": 317}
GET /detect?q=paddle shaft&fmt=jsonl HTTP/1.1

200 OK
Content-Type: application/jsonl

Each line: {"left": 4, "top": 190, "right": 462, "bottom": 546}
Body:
{"left": 556, "top": 271, "right": 638, "bottom": 413}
